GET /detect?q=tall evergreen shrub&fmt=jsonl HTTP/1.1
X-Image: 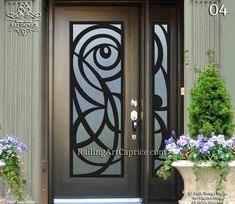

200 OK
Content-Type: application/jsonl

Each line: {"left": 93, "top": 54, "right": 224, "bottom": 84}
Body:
{"left": 188, "top": 56, "right": 234, "bottom": 139}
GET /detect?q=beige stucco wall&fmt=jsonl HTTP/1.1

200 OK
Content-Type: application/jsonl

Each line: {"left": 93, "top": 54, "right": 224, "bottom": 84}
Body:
{"left": 220, "top": 0, "right": 235, "bottom": 119}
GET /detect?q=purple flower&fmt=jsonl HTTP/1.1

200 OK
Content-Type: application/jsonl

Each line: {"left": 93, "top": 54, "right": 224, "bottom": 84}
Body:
{"left": 0, "top": 139, "right": 6, "bottom": 145}
{"left": 232, "top": 135, "right": 235, "bottom": 142}
{"left": 197, "top": 134, "right": 207, "bottom": 142}
{"left": 207, "top": 139, "right": 215, "bottom": 148}
{"left": 211, "top": 135, "right": 218, "bottom": 142}
{"left": 164, "top": 133, "right": 235, "bottom": 157}
{"left": 177, "top": 138, "right": 188, "bottom": 147}
{"left": 16, "top": 143, "right": 27, "bottom": 153}
{"left": 189, "top": 139, "right": 197, "bottom": 147}
{"left": 196, "top": 137, "right": 207, "bottom": 148}
{"left": 225, "top": 139, "right": 233, "bottom": 148}
{"left": 179, "top": 135, "right": 191, "bottom": 142}
{"left": 166, "top": 143, "right": 177, "bottom": 152}
{"left": 216, "top": 135, "right": 225, "bottom": 145}
{"left": 2, "top": 146, "right": 7, "bottom": 152}
{"left": 195, "top": 140, "right": 201, "bottom": 148}
{"left": 20, "top": 144, "right": 27, "bottom": 151}
{"left": 197, "top": 135, "right": 208, "bottom": 148}
{"left": 165, "top": 137, "right": 175, "bottom": 145}
{"left": 172, "top": 147, "right": 182, "bottom": 155}
{"left": 201, "top": 143, "right": 211, "bottom": 153}
{"left": 7, "top": 135, "right": 20, "bottom": 145}
{"left": 0, "top": 135, "right": 27, "bottom": 153}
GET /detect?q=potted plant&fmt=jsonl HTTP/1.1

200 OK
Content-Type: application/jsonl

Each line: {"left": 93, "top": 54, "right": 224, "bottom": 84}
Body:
{"left": 0, "top": 135, "right": 27, "bottom": 203}
{"left": 157, "top": 52, "right": 235, "bottom": 203}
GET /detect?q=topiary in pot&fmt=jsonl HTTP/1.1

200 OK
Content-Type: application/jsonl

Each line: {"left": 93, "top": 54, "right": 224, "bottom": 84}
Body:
{"left": 188, "top": 53, "right": 234, "bottom": 139}
{"left": 157, "top": 51, "right": 235, "bottom": 199}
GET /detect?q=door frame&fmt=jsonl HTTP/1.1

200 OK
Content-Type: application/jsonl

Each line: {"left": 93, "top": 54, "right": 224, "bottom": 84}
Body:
{"left": 48, "top": 1, "right": 184, "bottom": 203}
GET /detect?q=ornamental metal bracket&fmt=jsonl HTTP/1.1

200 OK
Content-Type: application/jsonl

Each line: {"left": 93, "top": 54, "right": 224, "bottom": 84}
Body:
{"left": 6, "top": 2, "right": 41, "bottom": 36}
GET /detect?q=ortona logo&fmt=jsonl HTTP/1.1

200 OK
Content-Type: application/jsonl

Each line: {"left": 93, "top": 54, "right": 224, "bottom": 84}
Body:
{"left": 6, "top": 2, "right": 41, "bottom": 36}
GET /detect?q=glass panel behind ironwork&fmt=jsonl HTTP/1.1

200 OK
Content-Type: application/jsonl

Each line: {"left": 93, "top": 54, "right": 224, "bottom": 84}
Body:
{"left": 70, "top": 22, "right": 124, "bottom": 177}
{"left": 152, "top": 23, "right": 170, "bottom": 176}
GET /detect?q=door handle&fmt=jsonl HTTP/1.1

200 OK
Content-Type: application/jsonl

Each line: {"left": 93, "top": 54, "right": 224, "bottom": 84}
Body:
{"left": 131, "top": 110, "right": 138, "bottom": 140}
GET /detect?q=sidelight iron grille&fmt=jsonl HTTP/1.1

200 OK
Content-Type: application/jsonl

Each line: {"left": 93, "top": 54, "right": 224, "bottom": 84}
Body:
{"left": 152, "top": 23, "right": 170, "bottom": 176}
{"left": 70, "top": 22, "right": 124, "bottom": 177}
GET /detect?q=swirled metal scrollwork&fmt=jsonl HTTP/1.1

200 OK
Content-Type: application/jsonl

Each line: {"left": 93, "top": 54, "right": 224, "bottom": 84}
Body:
{"left": 152, "top": 23, "right": 170, "bottom": 176}
{"left": 70, "top": 23, "right": 124, "bottom": 177}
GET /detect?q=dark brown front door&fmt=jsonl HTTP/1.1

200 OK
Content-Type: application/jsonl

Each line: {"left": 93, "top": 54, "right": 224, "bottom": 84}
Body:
{"left": 54, "top": 6, "right": 140, "bottom": 198}
{"left": 52, "top": 1, "right": 183, "bottom": 203}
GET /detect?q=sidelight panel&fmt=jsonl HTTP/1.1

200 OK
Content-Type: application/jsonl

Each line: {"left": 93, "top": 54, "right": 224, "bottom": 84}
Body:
{"left": 152, "top": 23, "right": 170, "bottom": 176}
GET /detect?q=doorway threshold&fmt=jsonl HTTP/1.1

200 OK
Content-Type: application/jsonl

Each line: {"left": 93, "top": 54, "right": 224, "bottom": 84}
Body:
{"left": 54, "top": 198, "right": 142, "bottom": 204}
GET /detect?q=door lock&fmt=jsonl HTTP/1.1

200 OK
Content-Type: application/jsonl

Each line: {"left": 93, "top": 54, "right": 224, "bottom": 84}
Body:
{"left": 132, "top": 134, "right": 137, "bottom": 140}
{"left": 131, "top": 110, "right": 138, "bottom": 121}
{"left": 131, "top": 110, "right": 138, "bottom": 140}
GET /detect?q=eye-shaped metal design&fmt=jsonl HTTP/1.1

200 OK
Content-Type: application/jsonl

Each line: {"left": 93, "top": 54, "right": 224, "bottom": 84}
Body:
{"left": 70, "top": 22, "right": 124, "bottom": 177}
{"left": 152, "top": 23, "right": 170, "bottom": 176}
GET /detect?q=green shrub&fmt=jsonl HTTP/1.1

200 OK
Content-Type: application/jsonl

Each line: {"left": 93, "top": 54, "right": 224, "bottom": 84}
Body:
{"left": 188, "top": 56, "right": 234, "bottom": 139}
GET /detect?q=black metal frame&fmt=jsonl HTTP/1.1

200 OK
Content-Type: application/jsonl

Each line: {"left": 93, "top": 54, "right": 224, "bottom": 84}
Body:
{"left": 48, "top": 0, "right": 184, "bottom": 203}
{"left": 69, "top": 21, "right": 125, "bottom": 178}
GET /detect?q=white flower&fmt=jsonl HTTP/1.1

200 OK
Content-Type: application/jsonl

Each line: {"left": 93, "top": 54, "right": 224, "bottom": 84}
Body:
{"left": 225, "top": 154, "right": 230, "bottom": 158}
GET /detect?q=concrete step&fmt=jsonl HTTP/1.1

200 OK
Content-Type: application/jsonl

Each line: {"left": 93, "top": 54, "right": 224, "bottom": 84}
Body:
{"left": 54, "top": 198, "right": 142, "bottom": 204}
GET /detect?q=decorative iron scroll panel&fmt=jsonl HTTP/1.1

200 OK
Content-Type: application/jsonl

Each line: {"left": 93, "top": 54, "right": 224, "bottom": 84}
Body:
{"left": 152, "top": 23, "right": 170, "bottom": 176}
{"left": 70, "top": 22, "right": 124, "bottom": 177}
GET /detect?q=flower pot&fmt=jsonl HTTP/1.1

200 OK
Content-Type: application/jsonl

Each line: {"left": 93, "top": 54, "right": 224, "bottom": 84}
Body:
{"left": 172, "top": 160, "right": 235, "bottom": 204}
{"left": 0, "top": 161, "right": 6, "bottom": 204}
